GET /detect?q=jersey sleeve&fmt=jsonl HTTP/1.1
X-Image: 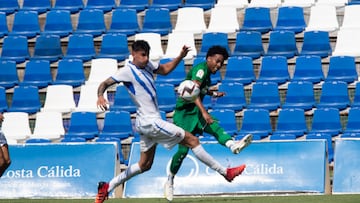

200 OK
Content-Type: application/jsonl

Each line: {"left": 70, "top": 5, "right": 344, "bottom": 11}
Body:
{"left": 191, "top": 64, "right": 207, "bottom": 84}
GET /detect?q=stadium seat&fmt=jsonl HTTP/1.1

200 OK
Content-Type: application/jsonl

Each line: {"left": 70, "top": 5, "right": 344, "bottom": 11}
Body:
{"left": 332, "top": 28, "right": 360, "bottom": 57}
{"left": 232, "top": 31, "right": 264, "bottom": 59}
{"left": 206, "top": 6, "right": 239, "bottom": 33}
{"left": 32, "top": 34, "right": 63, "bottom": 62}
{"left": 257, "top": 56, "right": 290, "bottom": 85}
{"left": 148, "top": 0, "right": 182, "bottom": 11}
{"left": 52, "top": 0, "right": 84, "bottom": 13}
{"left": 60, "top": 136, "right": 86, "bottom": 142}
{"left": 74, "top": 9, "right": 105, "bottom": 37}
{"left": 306, "top": 132, "right": 334, "bottom": 162}
{"left": 20, "top": 0, "right": 51, "bottom": 14}
{"left": 247, "top": 82, "right": 281, "bottom": 111}
{"left": 309, "top": 107, "right": 343, "bottom": 137}
{"left": 291, "top": 55, "right": 324, "bottom": 84}
{"left": 215, "top": 0, "right": 249, "bottom": 8}
{"left": 305, "top": 4, "right": 339, "bottom": 32}
{"left": 0, "top": 35, "right": 30, "bottom": 63}
{"left": 351, "top": 82, "right": 360, "bottom": 108}
{"left": 0, "top": 0, "right": 19, "bottom": 15}
{"left": 20, "top": 60, "right": 52, "bottom": 88}
{"left": 274, "top": 6, "right": 306, "bottom": 34}
{"left": 317, "top": 0, "right": 348, "bottom": 7}
{"left": 325, "top": 55, "right": 357, "bottom": 83}
{"left": 75, "top": 83, "right": 108, "bottom": 112}
{"left": 41, "top": 84, "right": 76, "bottom": 113}
{"left": 117, "top": 0, "right": 149, "bottom": 12}
{"left": 273, "top": 108, "right": 308, "bottom": 137}
{"left": 156, "top": 83, "right": 176, "bottom": 113}
{"left": 86, "top": 58, "right": 118, "bottom": 85}
{"left": 63, "top": 34, "right": 96, "bottom": 62}
{"left": 281, "top": 0, "right": 315, "bottom": 7}
{"left": 172, "top": 7, "right": 206, "bottom": 34}
{"left": 65, "top": 111, "right": 99, "bottom": 140}
{"left": 238, "top": 108, "right": 272, "bottom": 139}
{"left": 198, "top": 32, "right": 231, "bottom": 57}
{"left": 316, "top": 81, "right": 350, "bottom": 110}
{"left": 2, "top": 112, "right": 31, "bottom": 141}
{"left": 110, "top": 84, "right": 137, "bottom": 113}
{"left": 340, "top": 5, "right": 360, "bottom": 29}
{"left": 85, "top": 0, "right": 115, "bottom": 13}
{"left": 141, "top": 8, "right": 172, "bottom": 36}
{"left": 209, "top": 109, "right": 239, "bottom": 135}
{"left": 343, "top": 107, "right": 360, "bottom": 134}
{"left": 164, "top": 32, "right": 197, "bottom": 60}
{"left": 282, "top": 81, "right": 316, "bottom": 111}
{"left": 156, "top": 58, "right": 186, "bottom": 86}
{"left": 222, "top": 56, "right": 255, "bottom": 85}
{"left": 52, "top": 59, "right": 85, "bottom": 87}
{"left": 0, "top": 60, "right": 18, "bottom": 89}
{"left": 182, "top": 0, "right": 215, "bottom": 10}
{"left": 248, "top": 0, "right": 281, "bottom": 8}
{"left": 134, "top": 32, "right": 164, "bottom": 60}
{"left": 348, "top": 0, "right": 360, "bottom": 5}
{"left": 42, "top": 10, "right": 73, "bottom": 38}
{"left": 300, "top": 30, "right": 332, "bottom": 58}
{"left": 213, "top": 82, "right": 247, "bottom": 112}
{"left": 107, "top": 8, "right": 140, "bottom": 36}
{"left": 0, "top": 87, "right": 8, "bottom": 112}
{"left": 0, "top": 12, "right": 8, "bottom": 38}
{"left": 269, "top": 133, "right": 297, "bottom": 140}
{"left": 99, "top": 110, "right": 134, "bottom": 140}
{"left": 9, "top": 10, "right": 40, "bottom": 38}
{"left": 25, "top": 138, "right": 52, "bottom": 143}
{"left": 8, "top": 85, "right": 41, "bottom": 114}
{"left": 95, "top": 136, "right": 127, "bottom": 164}
{"left": 31, "top": 111, "right": 65, "bottom": 140}
{"left": 96, "top": 33, "right": 130, "bottom": 61}
{"left": 265, "top": 30, "right": 298, "bottom": 59}
{"left": 240, "top": 7, "right": 273, "bottom": 34}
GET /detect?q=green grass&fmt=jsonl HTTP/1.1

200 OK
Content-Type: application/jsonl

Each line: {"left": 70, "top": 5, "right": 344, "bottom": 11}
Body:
{"left": 1, "top": 195, "right": 360, "bottom": 203}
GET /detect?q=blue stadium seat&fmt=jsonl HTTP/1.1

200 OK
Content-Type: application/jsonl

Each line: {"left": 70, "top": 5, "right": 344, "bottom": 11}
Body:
{"left": 156, "top": 83, "right": 176, "bottom": 113}
{"left": 282, "top": 81, "right": 315, "bottom": 111}
{"left": 32, "top": 34, "right": 63, "bottom": 62}
{"left": 20, "top": 0, "right": 51, "bottom": 14}
{"left": 141, "top": 8, "right": 172, "bottom": 36}
{"left": 52, "top": 59, "right": 85, "bottom": 87}
{"left": 300, "top": 30, "right": 332, "bottom": 58}
{"left": 156, "top": 58, "right": 185, "bottom": 86}
{"left": 61, "top": 137, "right": 87, "bottom": 142}
{"left": 265, "top": 30, "right": 298, "bottom": 58}
{"left": 0, "top": 12, "right": 8, "bottom": 38}
{"left": 9, "top": 10, "right": 40, "bottom": 38}
{"left": 232, "top": 31, "right": 264, "bottom": 59}
{"left": 65, "top": 111, "right": 99, "bottom": 140}
{"left": 42, "top": 10, "right": 73, "bottom": 38}
{"left": 107, "top": 8, "right": 140, "bottom": 36}
{"left": 238, "top": 108, "right": 272, "bottom": 139}
{"left": 0, "top": 0, "right": 19, "bottom": 15}
{"left": 0, "top": 86, "right": 8, "bottom": 112}
{"left": 213, "top": 82, "right": 247, "bottom": 112}
{"left": 85, "top": 0, "right": 115, "bottom": 13}
{"left": 99, "top": 110, "right": 134, "bottom": 140}
{"left": 74, "top": 9, "right": 105, "bottom": 37}
{"left": 52, "top": 0, "right": 84, "bottom": 13}
{"left": 0, "top": 35, "right": 29, "bottom": 64}
{"left": 222, "top": 56, "right": 255, "bottom": 85}
{"left": 96, "top": 33, "right": 130, "bottom": 62}
{"left": 198, "top": 32, "right": 231, "bottom": 57}
{"left": 8, "top": 85, "right": 41, "bottom": 114}
{"left": 20, "top": 60, "right": 52, "bottom": 88}
{"left": 110, "top": 85, "right": 137, "bottom": 113}
{"left": 306, "top": 132, "right": 334, "bottom": 163}
{"left": 25, "top": 138, "right": 52, "bottom": 143}
{"left": 0, "top": 60, "right": 18, "bottom": 89}
{"left": 182, "top": 0, "right": 215, "bottom": 10}
{"left": 316, "top": 81, "right": 350, "bottom": 110}
{"left": 240, "top": 7, "right": 273, "bottom": 34}
{"left": 343, "top": 107, "right": 360, "bottom": 134}
{"left": 63, "top": 34, "right": 96, "bottom": 62}
{"left": 325, "top": 55, "right": 358, "bottom": 83}
{"left": 149, "top": 0, "right": 182, "bottom": 11}
{"left": 269, "top": 133, "right": 296, "bottom": 140}
{"left": 257, "top": 56, "right": 290, "bottom": 85}
{"left": 248, "top": 82, "right": 281, "bottom": 111}
{"left": 117, "top": 0, "right": 149, "bottom": 12}
{"left": 273, "top": 108, "right": 307, "bottom": 137}
{"left": 274, "top": 6, "right": 306, "bottom": 33}
{"left": 309, "top": 107, "right": 343, "bottom": 137}
{"left": 291, "top": 55, "right": 324, "bottom": 84}
{"left": 351, "top": 82, "right": 360, "bottom": 108}
{"left": 209, "top": 109, "right": 239, "bottom": 135}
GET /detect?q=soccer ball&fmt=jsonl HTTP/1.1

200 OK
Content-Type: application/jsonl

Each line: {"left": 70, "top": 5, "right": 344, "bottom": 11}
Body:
{"left": 177, "top": 80, "right": 200, "bottom": 102}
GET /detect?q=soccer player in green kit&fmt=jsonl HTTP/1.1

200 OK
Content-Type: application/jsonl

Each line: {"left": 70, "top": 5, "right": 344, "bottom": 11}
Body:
{"left": 164, "top": 45, "right": 253, "bottom": 201}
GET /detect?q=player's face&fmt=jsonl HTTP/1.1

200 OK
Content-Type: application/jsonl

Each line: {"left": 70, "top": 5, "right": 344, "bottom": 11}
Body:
{"left": 132, "top": 50, "right": 149, "bottom": 68}
{"left": 206, "top": 54, "right": 225, "bottom": 74}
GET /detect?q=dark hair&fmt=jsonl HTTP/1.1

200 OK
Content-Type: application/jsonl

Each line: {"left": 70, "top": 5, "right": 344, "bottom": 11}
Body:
{"left": 132, "top": 40, "right": 151, "bottom": 54}
{"left": 206, "top": 45, "right": 229, "bottom": 60}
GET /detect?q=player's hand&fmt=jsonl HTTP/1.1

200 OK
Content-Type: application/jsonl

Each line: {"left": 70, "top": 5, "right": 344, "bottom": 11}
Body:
{"left": 213, "top": 91, "right": 225, "bottom": 97}
{"left": 97, "top": 96, "right": 109, "bottom": 111}
{"left": 179, "top": 45, "right": 191, "bottom": 58}
{"left": 202, "top": 112, "right": 214, "bottom": 124}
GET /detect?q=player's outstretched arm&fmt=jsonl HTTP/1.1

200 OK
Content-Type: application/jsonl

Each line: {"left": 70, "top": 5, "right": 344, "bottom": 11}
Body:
{"left": 156, "top": 45, "right": 190, "bottom": 75}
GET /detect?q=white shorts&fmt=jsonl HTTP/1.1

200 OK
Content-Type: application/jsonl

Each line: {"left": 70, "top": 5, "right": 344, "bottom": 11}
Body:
{"left": 136, "top": 117, "right": 185, "bottom": 152}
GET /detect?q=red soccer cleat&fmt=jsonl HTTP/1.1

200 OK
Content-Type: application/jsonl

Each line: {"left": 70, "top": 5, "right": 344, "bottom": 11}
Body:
{"left": 225, "top": 164, "right": 246, "bottom": 182}
{"left": 94, "top": 181, "right": 109, "bottom": 203}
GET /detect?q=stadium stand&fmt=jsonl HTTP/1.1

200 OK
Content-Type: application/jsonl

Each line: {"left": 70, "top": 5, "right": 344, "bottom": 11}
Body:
{"left": 172, "top": 7, "right": 206, "bottom": 34}
{"left": 20, "top": 60, "right": 52, "bottom": 88}
{"left": 247, "top": 82, "right": 281, "bottom": 111}
{"left": 208, "top": 109, "right": 239, "bottom": 135}
{"left": 0, "top": 12, "right": 8, "bottom": 38}
{"left": 42, "top": 10, "right": 73, "bottom": 38}
{"left": 222, "top": 56, "right": 255, "bottom": 85}
{"left": 141, "top": 8, "right": 172, "bottom": 36}
{"left": 156, "top": 58, "right": 186, "bottom": 86}
{"left": 282, "top": 81, "right": 316, "bottom": 111}
{"left": 107, "top": 8, "right": 140, "bottom": 36}
{"left": 300, "top": 30, "right": 332, "bottom": 58}
{"left": 148, "top": 0, "right": 182, "bottom": 11}
{"left": 117, "top": 0, "right": 149, "bottom": 12}
{"left": 265, "top": 30, "right": 298, "bottom": 59}
{"left": 273, "top": 108, "right": 308, "bottom": 137}
{"left": 85, "top": 0, "right": 116, "bottom": 13}
{"left": 96, "top": 33, "right": 130, "bottom": 61}
{"left": 0, "top": 35, "right": 30, "bottom": 63}
{"left": 237, "top": 108, "right": 272, "bottom": 140}
{"left": 240, "top": 7, "right": 273, "bottom": 34}
{"left": 74, "top": 9, "right": 106, "bottom": 37}
{"left": 213, "top": 82, "right": 247, "bottom": 112}
{"left": 325, "top": 55, "right": 358, "bottom": 83}
{"left": 20, "top": 0, "right": 51, "bottom": 14}
{"left": 257, "top": 56, "right": 290, "bottom": 85}
{"left": 41, "top": 84, "right": 76, "bottom": 113}
{"left": 0, "top": 87, "right": 8, "bottom": 112}
{"left": 291, "top": 55, "right": 324, "bottom": 84}
{"left": 0, "top": 60, "right": 19, "bottom": 89}
{"left": 99, "top": 110, "right": 134, "bottom": 140}
{"left": 30, "top": 111, "right": 65, "bottom": 140}
{"left": 8, "top": 85, "right": 41, "bottom": 114}
{"left": 198, "top": 32, "right": 231, "bottom": 57}
{"left": 206, "top": 6, "right": 239, "bottom": 33}
{"left": 51, "top": 0, "right": 84, "bottom": 13}
{"left": 2, "top": 112, "right": 31, "bottom": 141}
{"left": 0, "top": 0, "right": 19, "bottom": 15}
{"left": 305, "top": 4, "right": 339, "bottom": 32}
{"left": 32, "top": 34, "right": 63, "bottom": 62}
{"left": 273, "top": 6, "right": 306, "bottom": 34}
{"left": 155, "top": 83, "right": 177, "bottom": 113}
{"left": 232, "top": 31, "right": 264, "bottom": 59}
{"left": 9, "top": 10, "right": 40, "bottom": 38}
{"left": 316, "top": 81, "right": 350, "bottom": 110}
{"left": 64, "top": 111, "right": 99, "bottom": 140}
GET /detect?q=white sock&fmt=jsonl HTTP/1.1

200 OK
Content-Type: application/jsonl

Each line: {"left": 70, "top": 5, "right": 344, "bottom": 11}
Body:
{"left": 191, "top": 145, "right": 226, "bottom": 176}
{"left": 225, "top": 140, "right": 235, "bottom": 148}
{"left": 167, "top": 173, "right": 175, "bottom": 185}
{"left": 108, "top": 163, "right": 142, "bottom": 192}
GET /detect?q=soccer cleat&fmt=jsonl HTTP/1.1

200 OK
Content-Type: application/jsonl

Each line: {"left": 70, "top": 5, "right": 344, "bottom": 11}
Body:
{"left": 231, "top": 133, "right": 253, "bottom": 154}
{"left": 164, "top": 179, "right": 174, "bottom": 201}
{"left": 94, "top": 181, "right": 109, "bottom": 203}
{"left": 225, "top": 164, "right": 246, "bottom": 182}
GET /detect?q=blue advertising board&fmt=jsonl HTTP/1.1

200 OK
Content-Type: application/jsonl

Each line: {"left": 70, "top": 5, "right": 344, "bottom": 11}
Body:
{"left": 333, "top": 139, "right": 360, "bottom": 194}
{"left": 124, "top": 140, "right": 328, "bottom": 197}
{"left": 0, "top": 143, "right": 117, "bottom": 198}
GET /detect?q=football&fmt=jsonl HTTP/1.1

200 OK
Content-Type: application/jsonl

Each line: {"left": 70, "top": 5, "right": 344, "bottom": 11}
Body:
{"left": 177, "top": 80, "right": 200, "bottom": 102}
